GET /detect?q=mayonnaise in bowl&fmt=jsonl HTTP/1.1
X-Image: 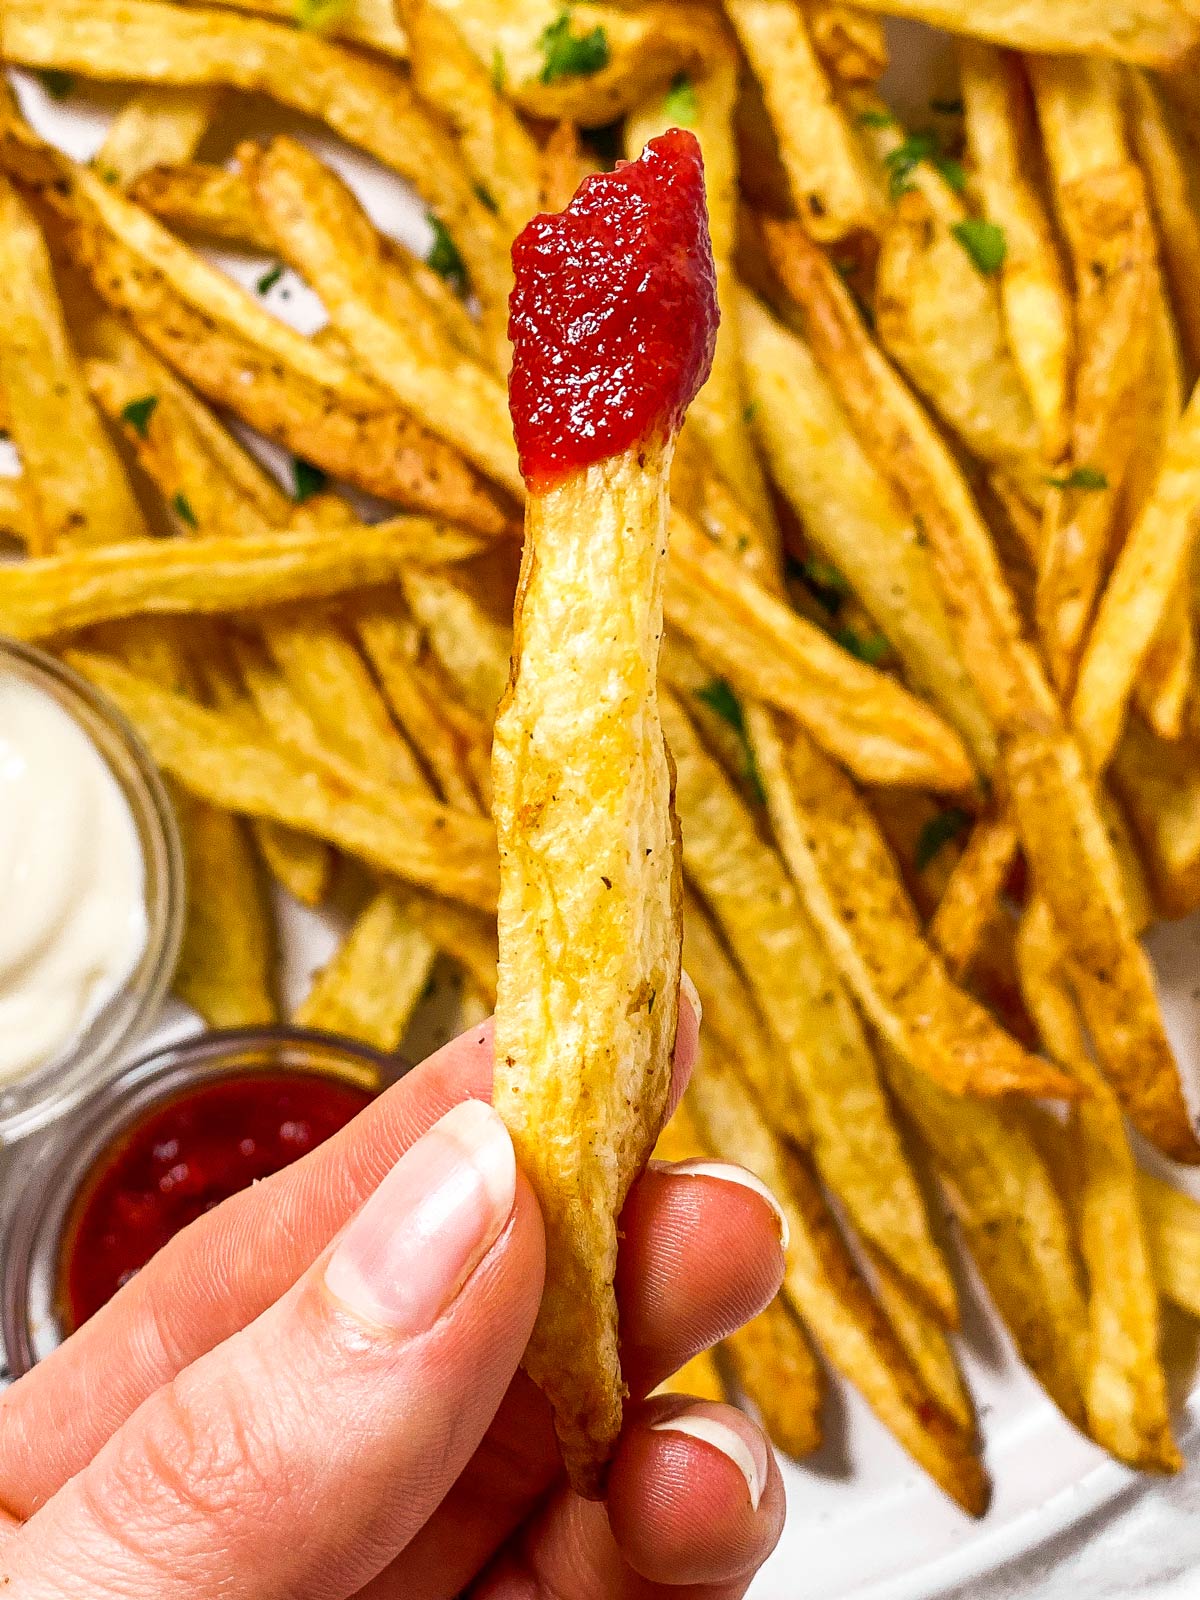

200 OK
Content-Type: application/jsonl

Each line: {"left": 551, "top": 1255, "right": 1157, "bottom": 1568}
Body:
{"left": 0, "top": 673, "right": 148, "bottom": 1083}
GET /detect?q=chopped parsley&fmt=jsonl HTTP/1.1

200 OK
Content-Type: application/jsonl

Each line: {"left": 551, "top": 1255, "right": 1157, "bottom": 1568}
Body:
{"left": 38, "top": 70, "right": 75, "bottom": 101}
{"left": 1047, "top": 465, "right": 1109, "bottom": 492}
{"left": 915, "top": 806, "right": 971, "bottom": 871}
{"left": 743, "top": 400, "right": 759, "bottom": 426}
{"left": 491, "top": 48, "right": 506, "bottom": 94}
{"left": 427, "top": 215, "right": 466, "bottom": 291}
{"left": 538, "top": 12, "right": 610, "bottom": 85}
{"left": 663, "top": 72, "right": 698, "bottom": 128}
{"left": 884, "top": 131, "right": 964, "bottom": 199}
{"left": 951, "top": 218, "right": 1007, "bottom": 275}
{"left": 836, "top": 627, "right": 889, "bottom": 665}
{"left": 788, "top": 556, "right": 848, "bottom": 615}
{"left": 256, "top": 262, "right": 285, "bottom": 296}
{"left": 858, "top": 109, "right": 895, "bottom": 129}
{"left": 694, "top": 678, "right": 767, "bottom": 805}
{"left": 294, "top": 0, "right": 349, "bottom": 29}
{"left": 931, "top": 96, "right": 964, "bottom": 115}
{"left": 172, "top": 492, "right": 198, "bottom": 529}
{"left": 120, "top": 395, "right": 158, "bottom": 440}
{"left": 292, "top": 457, "right": 328, "bottom": 503}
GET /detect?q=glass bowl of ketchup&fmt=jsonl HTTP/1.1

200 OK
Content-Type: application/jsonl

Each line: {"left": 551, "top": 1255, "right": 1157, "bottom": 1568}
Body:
{"left": 0, "top": 1026, "right": 399, "bottom": 1381}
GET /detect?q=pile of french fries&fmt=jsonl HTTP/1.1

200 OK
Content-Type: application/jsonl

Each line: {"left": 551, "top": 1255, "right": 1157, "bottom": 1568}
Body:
{"left": 4, "top": 0, "right": 1200, "bottom": 1515}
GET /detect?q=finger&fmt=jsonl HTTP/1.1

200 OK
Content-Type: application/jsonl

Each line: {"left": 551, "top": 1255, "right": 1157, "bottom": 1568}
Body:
{"left": 462, "top": 1400, "right": 784, "bottom": 1600}
{"left": 2, "top": 1103, "right": 544, "bottom": 1600}
{"left": 0, "top": 992, "right": 702, "bottom": 1517}
{"left": 353, "top": 1162, "right": 787, "bottom": 1600}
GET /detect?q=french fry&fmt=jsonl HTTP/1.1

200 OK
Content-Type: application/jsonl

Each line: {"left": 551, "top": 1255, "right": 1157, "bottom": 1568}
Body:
{"left": 0, "top": 521, "right": 479, "bottom": 643}
{"left": 0, "top": 174, "right": 146, "bottom": 555}
{"left": 668, "top": 510, "right": 976, "bottom": 791}
{"left": 399, "top": 569, "right": 513, "bottom": 723}
{"left": 724, "top": 1297, "right": 825, "bottom": 1459}
{"left": 1139, "top": 1171, "right": 1200, "bottom": 1320}
{"left": 868, "top": 1249, "right": 975, "bottom": 1436}
{"left": 827, "top": 0, "right": 1198, "bottom": 65}
{"left": 724, "top": 0, "right": 882, "bottom": 241}
{"left": 249, "top": 137, "right": 521, "bottom": 496}
{"left": 406, "top": 895, "right": 499, "bottom": 1009}
{"left": 882, "top": 1046, "right": 1089, "bottom": 1430}
{"left": 688, "top": 1054, "right": 988, "bottom": 1514}
{"left": 663, "top": 690, "right": 956, "bottom": 1321}
{"left": 654, "top": 1348, "right": 727, "bottom": 1404}
{"left": 66, "top": 650, "right": 501, "bottom": 911}
{"left": 927, "top": 812, "right": 1020, "bottom": 980}
{"left": 738, "top": 289, "right": 997, "bottom": 771}
{"left": 1017, "top": 901, "right": 1180, "bottom": 1473}
{"left": 170, "top": 0, "right": 410, "bottom": 57}
{"left": 93, "top": 85, "right": 221, "bottom": 189}
{"left": 750, "top": 708, "right": 1073, "bottom": 1098}
{"left": 1072, "top": 378, "right": 1200, "bottom": 774}
{"left": 1111, "top": 716, "right": 1200, "bottom": 919}
{"left": 1, "top": 0, "right": 506, "bottom": 318}
{"left": 807, "top": 2, "right": 889, "bottom": 84}
{"left": 1127, "top": 69, "right": 1200, "bottom": 379}
{"left": 0, "top": 475, "right": 31, "bottom": 546}
{"left": 173, "top": 796, "right": 278, "bottom": 1028}
{"left": 132, "top": 161, "right": 277, "bottom": 252}
{"left": 297, "top": 886, "right": 437, "bottom": 1053}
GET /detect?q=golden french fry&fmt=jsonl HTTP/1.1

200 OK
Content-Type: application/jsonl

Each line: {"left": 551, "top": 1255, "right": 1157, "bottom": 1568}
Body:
{"left": 1127, "top": 69, "right": 1200, "bottom": 381}
{"left": 1111, "top": 716, "right": 1200, "bottom": 919}
{"left": 132, "top": 161, "right": 277, "bottom": 251}
{"left": 1007, "top": 730, "right": 1200, "bottom": 1163}
{"left": 688, "top": 1055, "right": 988, "bottom": 1514}
{"left": 0, "top": 175, "right": 146, "bottom": 555}
{"left": 663, "top": 690, "right": 956, "bottom": 1321}
{"left": 1017, "top": 901, "right": 1180, "bottom": 1473}
{"left": 406, "top": 895, "right": 498, "bottom": 1009}
{"left": 750, "top": 708, "right": 1074, "bottom": 1098}
{"left": 94, "top": 85, "right": 221, "bottom": 189}
{"left": 494, "top": 438, "right": 683, "bottom": 1496}
{"left": 297, "top": 887, "right": 437, "bottom": 1053}
{"left": 1073, "top": 378, "right": 1200, "bottom": 774}
{"left": 249, "top": 137, "right": 520, "bottom": 496}
{"left": 653, "top": 1348, "right": 727, "bottom": 1404}
{"left": 400, "top": 568, "right": 514, "bottom": 722}
{"left": 882, "top": 1045, "right": 1089, "bottom": 1430}
{"left": 868, "top": 1249, "right": 975, "bottom": 1436}
{"left": 725, "top": 0, "right": 882, "bottom": 241}
{"left": 831, "top": 0, "right": 1198, "bottom": 65}
{"left": 1134, "top": 574, "right": 1194, "bottom": 743}
{"left": 668, "top": 510, "right": 975, "bottom": 791}
{"left": 724, "top": 1297, "right": 824, "bottom": 1459}
{"left": 807, "top": 2, "right": 889, "bottom": 84}
{"left": 0, "top": 521, "right": 479, "bottom": 642}
{"left": 927, "top": 813, "right": 1020, "bottom": 980}
{"left": 174, "top": 797, "right": 278, "bottom": 1028}
{"left": 66, "top": 650, "right": 501, "bottom": 911}
{"left": 738, "top": 289, "right": 996, "bottom": 771}
{"left": 171, "top": 0, "right": 409, "bottom": 57}
{"left": 1139, "top": 1170, "right": 1200, "bottom": 1320}
{"left": 1, "top": 0, "right": 505, "bottom": 312}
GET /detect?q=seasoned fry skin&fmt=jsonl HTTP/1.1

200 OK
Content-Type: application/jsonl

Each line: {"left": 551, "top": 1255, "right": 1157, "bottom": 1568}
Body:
{"left": 493, "top": 446, "right": 684, "bottom": 1496}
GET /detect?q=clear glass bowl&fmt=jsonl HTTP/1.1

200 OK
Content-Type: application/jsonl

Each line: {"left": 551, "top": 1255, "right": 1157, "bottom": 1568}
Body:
{"left": 0, "top": 639, "right": 185, "bottom": 1143}
{"left": 0, "top": 1026, "right": 402, "bottom": 1382}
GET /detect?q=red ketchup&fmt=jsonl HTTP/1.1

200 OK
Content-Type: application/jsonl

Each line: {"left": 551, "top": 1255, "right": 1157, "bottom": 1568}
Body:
{"left": 508, "top": 127, "right": 719, "bottom": 491}
{"left": 61, "top": 1072, "right": 373, "bottom": 1329}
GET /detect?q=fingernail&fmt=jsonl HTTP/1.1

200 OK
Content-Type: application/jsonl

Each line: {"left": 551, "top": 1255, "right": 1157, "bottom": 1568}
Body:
{"left": 656, "top": 1159, "right": 789, "bottom": 1251}
{"left": 324, "top": 1099, "right": 515, "bottom": 1335}
{"left": 651, "top": 1407, "right": 769, "bottom": 1511}
{"left": 680, "top": 968, "right": 702, "bottom": 1030}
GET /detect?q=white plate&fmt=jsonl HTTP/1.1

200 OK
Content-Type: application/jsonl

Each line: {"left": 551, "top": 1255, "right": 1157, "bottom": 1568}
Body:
{"left": 13, "top": 26, "right": 1200, "bottom": 1598}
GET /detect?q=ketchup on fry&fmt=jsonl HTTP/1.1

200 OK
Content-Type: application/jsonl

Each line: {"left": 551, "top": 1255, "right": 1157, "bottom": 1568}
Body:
{"left": 508, "top": 128, "right": 720, "bottom": 490}
{"left": 60, "top": 1072, "right": 372, "bottom": 1330}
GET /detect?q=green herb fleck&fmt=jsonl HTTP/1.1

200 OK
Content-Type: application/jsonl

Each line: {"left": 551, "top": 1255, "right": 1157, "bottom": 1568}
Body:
{"left": 427, "top": 215, "right": 466, "bottom": 290}
{"left": 294, "top": 0, "right": 349, "bottom": 29}
{"left": 172, "top": 492, "right": 198, "bottom": 529}
{"left": 491, "top": 47, "right": 506, "bottom": 94}
{"left": 915, "top": 807, "right": 971, "bottom": 871}
{"left": 97, "top": 165, "right": 120, "bottom": 186}
{"left": 934, "top": 154, "right": 966, "bottom": 192}
{"left": 951, "top": 218, "right": 1007, "bottom": 275}
{"left": 38, "top": 70, "right": 75, "bottom": 101}
{"left": 743, "top": 400, "right": 759, "bottom": 426}
{"left": 1047, "top": 465, "right": 1109, "bottom": 492}
{"left": 884, "top": 131, "right": 964, "bottom": 198}
{"left": 473, "top": 182, "right": 499, "bottom": 214}
{"left": 256, "top": 262, "right": 285, "bottom": 295}
{"left": 663, "top": 72, "right": 698, "bottom": 127}
{"left": 858, "top": 109, "right": 895, "bottom": 129}
{"left": 694, "top": 678, "right": 767, "bottom": 805}
{"left": 836, "top": 627, "right": 889, "bottom": 665}
{"left": 788, "top": 556, "right": 848, "bottom": 615}
{"left": 931, "top": 96, "right": 964, "bottom": 115}
{"left": 538, "top": 12, "right": 610, "bottom": 85}
{"left": 120, "top": 395, "right": 158, "bottom": 440}
{"left": 292, "top": 458, "right": 328, "bottom": 504}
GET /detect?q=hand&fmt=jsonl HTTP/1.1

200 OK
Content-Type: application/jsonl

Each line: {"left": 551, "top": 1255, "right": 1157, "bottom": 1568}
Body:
{"left": 0, "top": 995, "right": 787, "bottom": 1598}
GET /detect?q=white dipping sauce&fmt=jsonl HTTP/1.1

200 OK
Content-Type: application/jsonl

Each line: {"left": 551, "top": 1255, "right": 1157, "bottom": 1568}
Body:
{"left": 0, "top": 673, "right": 147, "bottom": 1084}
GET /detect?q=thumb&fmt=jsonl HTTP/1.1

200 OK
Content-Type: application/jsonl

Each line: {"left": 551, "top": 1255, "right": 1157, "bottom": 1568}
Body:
{"left": 5, "top": 1101, "right": 544, "bottom": 1600}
